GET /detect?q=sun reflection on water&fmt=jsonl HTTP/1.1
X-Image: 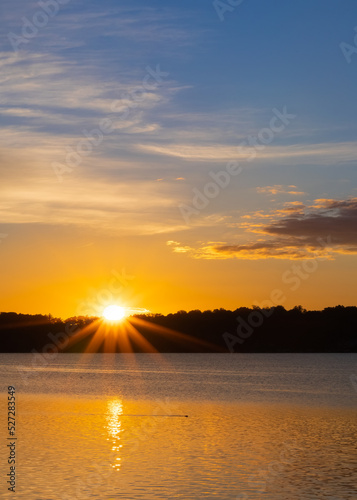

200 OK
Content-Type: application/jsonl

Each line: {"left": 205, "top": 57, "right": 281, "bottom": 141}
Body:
{"left": 106, "top": 398, "right": 124, "bottom": 470}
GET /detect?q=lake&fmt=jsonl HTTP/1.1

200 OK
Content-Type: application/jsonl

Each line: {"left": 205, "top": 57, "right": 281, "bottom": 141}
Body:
{"left": 0, "top": 353, "right": 356, "bottom": 499}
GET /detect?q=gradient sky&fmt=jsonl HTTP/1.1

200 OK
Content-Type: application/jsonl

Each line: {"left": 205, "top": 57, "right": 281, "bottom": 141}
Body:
{"left": 1, "top": 0, "right": 357, "bottom": 318}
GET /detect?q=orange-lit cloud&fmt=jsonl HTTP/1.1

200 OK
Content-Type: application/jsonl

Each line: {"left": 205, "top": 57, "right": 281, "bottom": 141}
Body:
{"left": 256, "top": 185, "right": 306, "bottom": 196}
{"left": 168, "top": 198, "right": 357, "bottom": 260}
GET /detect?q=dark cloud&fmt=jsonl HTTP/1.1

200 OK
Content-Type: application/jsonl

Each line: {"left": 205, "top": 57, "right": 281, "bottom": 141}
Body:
{"left": 214, "top": 198, "right": 357, "bottom": 259}
{"left": 264, "top": 198, "right": 357, "bottom": 244}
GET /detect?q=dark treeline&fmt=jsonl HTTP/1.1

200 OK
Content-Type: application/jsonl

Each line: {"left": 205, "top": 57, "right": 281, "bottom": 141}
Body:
{"left": 0, "top": 305, "right": 356, "bottom": 353}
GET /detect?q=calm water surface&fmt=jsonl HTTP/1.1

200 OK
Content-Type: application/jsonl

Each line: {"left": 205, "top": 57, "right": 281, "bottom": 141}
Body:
{"left": 0, "top": 353, "right": 356, "bottom": 499}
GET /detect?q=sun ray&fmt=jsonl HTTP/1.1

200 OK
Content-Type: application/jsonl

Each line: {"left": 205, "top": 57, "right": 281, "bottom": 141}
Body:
{"left": 66, "top": 319, "right": 101, "bottom": 350}
{"left": 83, "top": 321, "right": 109, "bottom": 353}
{"left": 130, "top": 316, "right": 224, "bottom": 352}
{"left": 62, "top": 305, "right": 223, "bottom": 355}
{"left": 102, "top": 323, "right": 120, "bottom": 353}
{"left": 124, "top": 320, "right": 159, "bottom": 354}
{"left": 104, "top": 321, "right": 134, "bottom": 353}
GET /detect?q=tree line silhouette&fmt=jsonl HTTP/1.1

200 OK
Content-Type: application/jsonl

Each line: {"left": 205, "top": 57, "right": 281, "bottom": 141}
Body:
{"left": 0, "top": 305, "right": 356, "bottom": 353}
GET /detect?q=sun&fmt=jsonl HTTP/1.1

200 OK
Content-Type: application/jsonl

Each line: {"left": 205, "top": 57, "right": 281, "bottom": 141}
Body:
{"left": 102, "top": 305, "right": 126, "bottom": 322}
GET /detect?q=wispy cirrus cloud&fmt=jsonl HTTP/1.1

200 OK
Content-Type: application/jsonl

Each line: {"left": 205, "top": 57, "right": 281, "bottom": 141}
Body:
{"left": 0, "top": 51, "right": 169, "bottom": 124}
{"left": 2, "top": 3, "right": 199, "bottom": 50}
{"left": 0, "top": 50, "right": 181, "bottom": 181}
{"left": 0, "top": 174, "right": 189, "bottom": 235}
{"left": 137, "top": 141, "right": 357, "bottom": 164}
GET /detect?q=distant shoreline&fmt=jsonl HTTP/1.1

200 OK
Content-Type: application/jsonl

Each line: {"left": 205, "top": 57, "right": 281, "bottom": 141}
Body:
{"left": 0, "top": 305, "right": 356, "bottom": 353}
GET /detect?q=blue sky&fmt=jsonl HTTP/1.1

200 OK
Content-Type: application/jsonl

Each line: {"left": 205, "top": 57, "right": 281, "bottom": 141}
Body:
{"left": 0, "top": 0, "right": 357, "bottom": 315}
